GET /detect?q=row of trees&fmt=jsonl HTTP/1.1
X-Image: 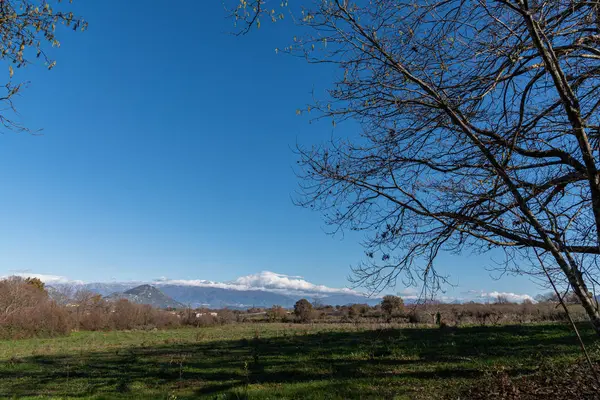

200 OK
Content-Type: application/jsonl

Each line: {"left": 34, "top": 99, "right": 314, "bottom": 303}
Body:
{"left": 0, "top": 276, "right": 589, "bottom": 339}
{"left": 0, "top": 277, "right": 181, "bottom": 339}
{"left": 291, "top": 295, "right": 404, "bottom": 322}
{"left": 280, "top": 295, "right": 583, "bottom": 325}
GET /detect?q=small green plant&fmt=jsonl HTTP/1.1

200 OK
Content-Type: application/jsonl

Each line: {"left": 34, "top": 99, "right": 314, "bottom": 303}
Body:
{"left": 115, "top": 380, "right": 130, "bottom": 393}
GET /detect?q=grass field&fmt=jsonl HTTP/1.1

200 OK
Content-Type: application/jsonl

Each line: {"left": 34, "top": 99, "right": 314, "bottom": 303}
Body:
{"left": 0, "top": 322, "right": 598, "bottom": 399}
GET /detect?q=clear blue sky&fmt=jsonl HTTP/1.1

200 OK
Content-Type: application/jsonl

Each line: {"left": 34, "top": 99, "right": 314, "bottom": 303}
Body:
{"left": 0, "top": 0, "right": 540, "bottom": 298}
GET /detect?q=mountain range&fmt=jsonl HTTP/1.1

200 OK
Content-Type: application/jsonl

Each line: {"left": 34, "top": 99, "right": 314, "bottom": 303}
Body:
{"left": 53, "top": 281, "right": 382, "bottom": 309}
{"left": 33, "top": 270, "right": 538, "bottom": 307}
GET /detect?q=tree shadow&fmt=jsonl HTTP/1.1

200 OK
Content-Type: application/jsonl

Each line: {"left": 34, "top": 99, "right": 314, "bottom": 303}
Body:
{"left": 0, "top": 323, "right": 594, "bottom": 398}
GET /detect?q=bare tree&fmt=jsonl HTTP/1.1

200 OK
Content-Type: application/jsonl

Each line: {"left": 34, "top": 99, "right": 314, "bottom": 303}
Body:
{"left": 0, "top": 276, "right": 70, "bottom": 338}
{"left": 72, "top": 289, "right": 105, "bottom": 330}
{"left": 0, "top": 276, "right": 43, "bottom": 325}
{"left": 228, "top": 0, "right": 600, "bottom": 336}
{"left": 48, "top": 284, "right": 76, "bottom": 306}
{"left": 0, "top": 1, "right": 86, "bottom": 132}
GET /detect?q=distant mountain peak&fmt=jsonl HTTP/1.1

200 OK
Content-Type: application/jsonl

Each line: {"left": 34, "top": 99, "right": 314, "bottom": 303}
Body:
{"left": 107, "top": 284, "right": 184, "bottom": 309}
{"left": 125, "top": 284, "right": 157, "bottom": 295}
{"left": 43, "top": 272, "right": 384, "bottom": 310}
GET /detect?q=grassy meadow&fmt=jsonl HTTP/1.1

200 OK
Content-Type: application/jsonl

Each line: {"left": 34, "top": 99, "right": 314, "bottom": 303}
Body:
{"left": 0, "top": 322, "right": 598, "bottom": 399}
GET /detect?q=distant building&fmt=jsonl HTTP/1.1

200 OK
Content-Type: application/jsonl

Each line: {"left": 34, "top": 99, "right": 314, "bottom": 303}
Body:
{"left": 195, "top": 312, "right": 218, "bottom": 318}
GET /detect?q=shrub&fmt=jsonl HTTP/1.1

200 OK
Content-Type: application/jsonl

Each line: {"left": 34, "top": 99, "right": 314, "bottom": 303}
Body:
{"left": 407, "top": 310, "right": 429, "bottom": 324}
{"left": 0, "top": 276, "right": 71, "bottom": 339}
{"left": 381, "top": 295, "right": 404, "bottom": 321}
{"left": 294, "top": 299, "right": 313, "bottom": 322}
{"left": 107, "top": 300, "right": 180, "bottom": 330}
{"left": 218, "top": 309, "right": 237, "bottom": 324}
{"left": 266, "top": 305, "right": 287, "bottom": 322}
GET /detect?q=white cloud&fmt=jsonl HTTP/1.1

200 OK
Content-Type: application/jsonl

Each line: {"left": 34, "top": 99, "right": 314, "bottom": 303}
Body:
{"left": 233, "top": 271, "right": 357, "bottom": 294}
{"left": 398, "top": 289, "right": 536, "bottom": 304}
{"left": 0, "top": 270, "right": 361, "bottom": 296}
{"left": 1, "top": 272, "right": 84, "bottom": 285}
{"left": 466, "top": 290, "right": 535, "bottom": 303}
{"left": 397, "top": 287, "right": 420, "bottom": 299}
{"left": 154, "top": 271, "right": 362, "bottom": 296}
{"left": 485, "top": 291, "right": 535, "bottom": 303}
{"left": 0, "top": 271, "right": 536, "bottom": 303}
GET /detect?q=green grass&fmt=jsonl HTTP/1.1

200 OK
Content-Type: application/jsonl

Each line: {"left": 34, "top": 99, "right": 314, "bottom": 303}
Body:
{"left": 0, "top": 322, "right": 597, "bottom": 399}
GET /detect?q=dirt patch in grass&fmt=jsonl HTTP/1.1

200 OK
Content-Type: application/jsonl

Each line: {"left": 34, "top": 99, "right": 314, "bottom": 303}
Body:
{"left": 462, "top": 359, "right": 600, "bottom": 400}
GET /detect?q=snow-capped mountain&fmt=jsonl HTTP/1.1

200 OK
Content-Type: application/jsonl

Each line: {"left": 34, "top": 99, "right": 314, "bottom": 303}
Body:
{"left": 41, "top": 271, "right": 382, "bottom": 309}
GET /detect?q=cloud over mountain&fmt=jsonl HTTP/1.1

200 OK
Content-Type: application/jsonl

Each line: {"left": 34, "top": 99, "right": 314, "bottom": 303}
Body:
{"left": 1, "top": 272, "right": 83, "bottom": 285}
{"left": 1, "top": 270, "right": 536, "bottom": 304}
{"left": 153, "top": 271, "right": 360, "bottom": 296}
{"left": 464, "top": 290, "right": 535, "bottom": 303}
{"left": 483, "top": 291, "right": 535, "bottom": 303}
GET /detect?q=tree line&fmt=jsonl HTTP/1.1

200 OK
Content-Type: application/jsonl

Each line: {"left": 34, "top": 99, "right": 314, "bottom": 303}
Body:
{"left": 1, "top": 276, "right": 587, "bottom": 340}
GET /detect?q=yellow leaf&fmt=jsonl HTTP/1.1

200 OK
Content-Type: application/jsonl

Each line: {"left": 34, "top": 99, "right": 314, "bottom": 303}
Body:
{"left": 9, "top": 65, "right": 13, "bottom": 78}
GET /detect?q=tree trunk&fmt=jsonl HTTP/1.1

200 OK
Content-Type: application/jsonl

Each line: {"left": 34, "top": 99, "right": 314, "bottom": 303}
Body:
{"left": 569, "top": 271, "right": 600, "bottom": 337}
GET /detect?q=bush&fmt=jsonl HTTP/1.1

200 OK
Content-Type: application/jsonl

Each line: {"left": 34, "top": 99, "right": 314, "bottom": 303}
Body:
{"left": 348, "top": 304, "right": 369, "bottom": 319}
{"left": 407, "top": 311, "right": 429, "bottom": 324}
{"left": 381, "top": 295, "right": 404, "bottom": 321}
{"left": 74, "top": 291, "right": 111, "bottom": 331}
{"left": 0, "top": 277, "right": 71, "bottom": 339}
{"left": 294, "top": 299, "right": 314, "bottom": 322}
{"left": 107, "top": 300, "right": 180, "bottom": 330}
{"left": 0, "top": 277, "right": 182, "bottom": 337}
{"left": 266, "top": 305, "right": 287, "bottom": 322}
{"left": 196, "top": 314, "right": 219, "bottom": 326}
{"left": 217, "top": 309, "right": 237, "bottom": 324}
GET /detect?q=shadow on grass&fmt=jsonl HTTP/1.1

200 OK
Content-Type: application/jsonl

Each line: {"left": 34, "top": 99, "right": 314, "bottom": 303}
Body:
{"left": 0, "top": 323, "right": 595, "bottom": 399}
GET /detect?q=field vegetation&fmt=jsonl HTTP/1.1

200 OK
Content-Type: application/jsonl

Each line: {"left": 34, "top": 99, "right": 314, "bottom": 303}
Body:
{"left": 0, "top": 277, "right": 599, "bottom": 398}
{"left": 0, "top": 276, "right": 593, "bottom": 340}
{"left": 0, "top": 322, "right": 598, "bottom": 399}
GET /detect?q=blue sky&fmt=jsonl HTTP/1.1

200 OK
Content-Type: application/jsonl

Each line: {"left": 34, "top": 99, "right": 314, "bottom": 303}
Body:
{"left": 0, "top": 1, "right": 540, "bottom": 300}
